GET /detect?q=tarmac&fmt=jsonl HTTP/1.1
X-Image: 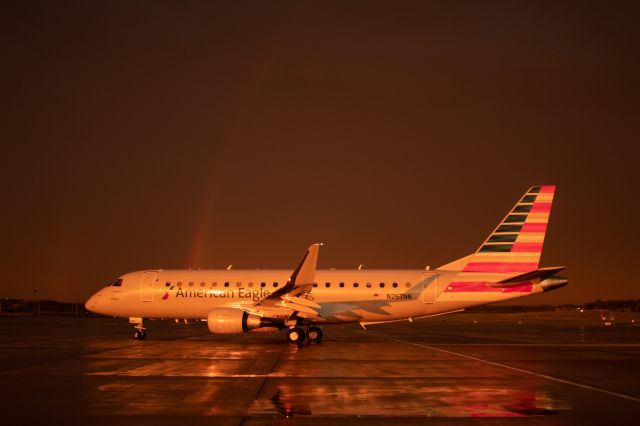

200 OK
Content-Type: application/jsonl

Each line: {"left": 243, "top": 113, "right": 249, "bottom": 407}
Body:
{"left": 1, "top": 311, "right": 639, "bottom": 425}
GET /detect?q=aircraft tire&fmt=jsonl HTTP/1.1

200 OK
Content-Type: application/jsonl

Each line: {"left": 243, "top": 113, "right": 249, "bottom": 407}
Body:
{"left": 287, "top": 327, "right": 305, "bottom": 344}
{"left": 134, "top": 329, "right": 146, "bottom": 341}
{"left": 306, "top": 327, "right": 323, "bottom": 343}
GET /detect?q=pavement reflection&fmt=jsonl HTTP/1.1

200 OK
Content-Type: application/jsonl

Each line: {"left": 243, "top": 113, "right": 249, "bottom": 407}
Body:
{"left": 0, "top": 314, "right": 637, "bottom": 423}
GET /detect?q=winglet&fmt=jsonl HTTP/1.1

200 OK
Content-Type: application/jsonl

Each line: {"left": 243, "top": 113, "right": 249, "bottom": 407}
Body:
{"left": 290, "top": 243, "right": 322, "bottom": 285}
{"left": 260, "top": 243, "right": 322, "bottom": 302}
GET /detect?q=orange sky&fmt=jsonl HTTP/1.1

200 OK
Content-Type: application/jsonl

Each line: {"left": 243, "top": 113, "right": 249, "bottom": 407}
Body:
{"left": 1, "top": 1, "right": 638, "bottom": 303}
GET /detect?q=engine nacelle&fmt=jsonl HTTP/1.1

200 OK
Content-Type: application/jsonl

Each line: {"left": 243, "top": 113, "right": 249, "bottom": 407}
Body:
{"left": 207, "top": 308, "right": 262, "bottom": 334}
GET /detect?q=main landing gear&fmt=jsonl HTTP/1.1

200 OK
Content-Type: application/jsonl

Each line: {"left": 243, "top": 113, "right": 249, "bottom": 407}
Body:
{"left": 287, "top": 327, "right": 305, "bottom": 344}
{"left": 286, "top": 326, "right": 323, "bottom": 344}
{"left": 306, "top": 326, "right": 323, "bottom": 343}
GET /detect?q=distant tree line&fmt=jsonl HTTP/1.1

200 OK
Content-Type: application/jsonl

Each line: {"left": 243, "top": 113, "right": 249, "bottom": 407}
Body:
{"left": 465, "top": 300, "right": 640, "bottom": 313}
{"left": 584, "top": 299, "right": 640, "bottom": 312}
{"left": 466, "top": 305, "right": 558, "bottom": 312}
{"left": 0, "top": 298, "right": 92, "bottom": 316}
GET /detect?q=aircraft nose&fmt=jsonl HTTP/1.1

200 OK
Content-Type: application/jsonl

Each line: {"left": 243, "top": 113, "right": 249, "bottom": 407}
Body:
{"left": 85, "top": 294, "right": 98, "bottom": 312}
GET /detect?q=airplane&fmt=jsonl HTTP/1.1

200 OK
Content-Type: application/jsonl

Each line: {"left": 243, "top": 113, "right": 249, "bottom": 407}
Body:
{"left": 85, "top": 186, "right": 567, "bottom": 344}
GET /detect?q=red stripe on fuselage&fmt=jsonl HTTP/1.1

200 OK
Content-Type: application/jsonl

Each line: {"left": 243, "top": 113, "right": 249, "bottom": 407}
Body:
{"left": 540, "top": 186, "right": 555, "bottom": 193}
{"left": 445, "top": 281, "right": 533, "bottom": 292}
{"left": 446, "top": 282, "right": 489, "bottom": 292}
{"left": 503, "top": 282, "right": 533, "bottom": 292}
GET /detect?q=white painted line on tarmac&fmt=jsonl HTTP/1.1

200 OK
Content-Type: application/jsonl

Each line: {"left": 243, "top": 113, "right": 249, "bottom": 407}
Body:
{"left": 386, "top": 343, "right": 640, "bottom": 348}
{"left": 86, "top": 372, "right": 284, "bottom": 377}
{"left": 363, "top": 332, "right": 640, "bottom": 404}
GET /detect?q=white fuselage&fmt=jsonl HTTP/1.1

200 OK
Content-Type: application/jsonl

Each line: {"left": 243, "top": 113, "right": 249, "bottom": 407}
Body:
{"left": 85, "top": 268, "right": 543, "bottom": 325}
{"left": 85, "top": 186, "right": 564, "bottom": 340}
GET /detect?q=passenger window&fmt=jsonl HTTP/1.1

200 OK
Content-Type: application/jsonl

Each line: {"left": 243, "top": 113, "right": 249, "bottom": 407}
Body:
{"left": 177, "top": 282, "right": 182, "bottom": 287}
{"left": 248, "top": 282, "right": 254, "bottom": 287}
{"left": 366, "top": 283, "right": 372, "bottom": 288}
{"left": 212, "top": 282, "right": 217, "bottom": 287}
{"left": 392, "top": 282, "right": 398, "bottom": 288}
{"left": 165, "top": 282, "right": 170, "bottom": 287}
{"left": 406, "top": 282, "right": 411, "bottom": 288}
{"left": 379, "top": 283, "right": 385, "bottom": 288}
{"left": 261, "top": 282, "right": 266, "bottom": 287}
{"left": 273, "top": 282, "right": 278, "bottom": 287}
{"left": 224, "top": 282, "right": 230, "bottom": 287}
{"left": 353, "top": 282, "right": 359, "bottom": 288}
{"left": 313, "top": 283, "right": 318, "bottom": 287}
{"left": 189, "top": 282, "right": 194, "bottom": 287}
{"left": 200, "top": 282, "right": 205, "bottom": 287}
{"left": 236, "top": 282, "right": 242, "bottom": 287}
{"left": 325, "top": 282, "right": 331, "bottom": 288}
{"left": 339, "top": 282, "right": 345, "bottom": 288}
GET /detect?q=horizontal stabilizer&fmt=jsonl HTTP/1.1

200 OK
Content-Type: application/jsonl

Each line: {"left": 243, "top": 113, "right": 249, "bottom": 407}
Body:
{"left": 496, "top": 266, "right": 566, "bottom": 285}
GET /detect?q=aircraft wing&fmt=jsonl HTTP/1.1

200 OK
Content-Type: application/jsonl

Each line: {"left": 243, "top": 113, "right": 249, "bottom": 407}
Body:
{"left": 253, "top": 243, "right": 322, "bottom": 318}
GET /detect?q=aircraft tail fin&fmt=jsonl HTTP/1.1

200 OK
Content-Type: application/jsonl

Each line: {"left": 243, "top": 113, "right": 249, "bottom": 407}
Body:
{"left": 438, "top": 186, "right": 556, "bottom": 276}
{"left": 438, "top": 254, "right": 474, "bottom": 271}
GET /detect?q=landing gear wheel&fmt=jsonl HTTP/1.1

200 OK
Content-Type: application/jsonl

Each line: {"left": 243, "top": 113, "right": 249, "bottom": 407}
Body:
{"left": 134, "top": 329, "right": 146, "bottom": 341}
{"left": 287, "top": 327, "right": 305, "bottom": 344}
{"left": 306, "top": 327, "right": 323, "bottom": 343}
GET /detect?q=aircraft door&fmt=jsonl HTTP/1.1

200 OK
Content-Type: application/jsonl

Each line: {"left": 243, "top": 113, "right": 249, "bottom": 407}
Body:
{"left": 421, "top": 272, "right": 437, "bottom": 303}
{"left": 139, "top": 271, "right": 158, "bottom": 302}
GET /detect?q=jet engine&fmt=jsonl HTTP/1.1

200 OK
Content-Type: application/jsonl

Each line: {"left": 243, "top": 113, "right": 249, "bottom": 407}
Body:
{"left": 207, "top": 308, "right": 262, "bottom": 334}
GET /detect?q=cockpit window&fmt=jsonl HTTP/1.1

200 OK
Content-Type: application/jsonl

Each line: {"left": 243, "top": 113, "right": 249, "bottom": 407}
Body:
{"left": 111, "top": 279, "right": 123, "bottom": 287}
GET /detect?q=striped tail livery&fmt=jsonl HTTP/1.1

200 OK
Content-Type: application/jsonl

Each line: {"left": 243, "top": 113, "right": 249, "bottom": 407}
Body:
{"left": 439, "top": 185, "right": 566, "bottom": 304}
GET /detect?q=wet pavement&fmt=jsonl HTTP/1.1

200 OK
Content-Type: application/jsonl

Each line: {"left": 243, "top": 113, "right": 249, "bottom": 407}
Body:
{"left": 0, "top": 312, "right": 639, "bottom": 424}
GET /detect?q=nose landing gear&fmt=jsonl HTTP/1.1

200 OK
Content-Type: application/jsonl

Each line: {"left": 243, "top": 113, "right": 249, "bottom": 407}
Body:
{"left": 133, "top": 327, "right": 146, "bottom": 340}
{"left": 130, "top": 317, "right": 146, "bottom": 341}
